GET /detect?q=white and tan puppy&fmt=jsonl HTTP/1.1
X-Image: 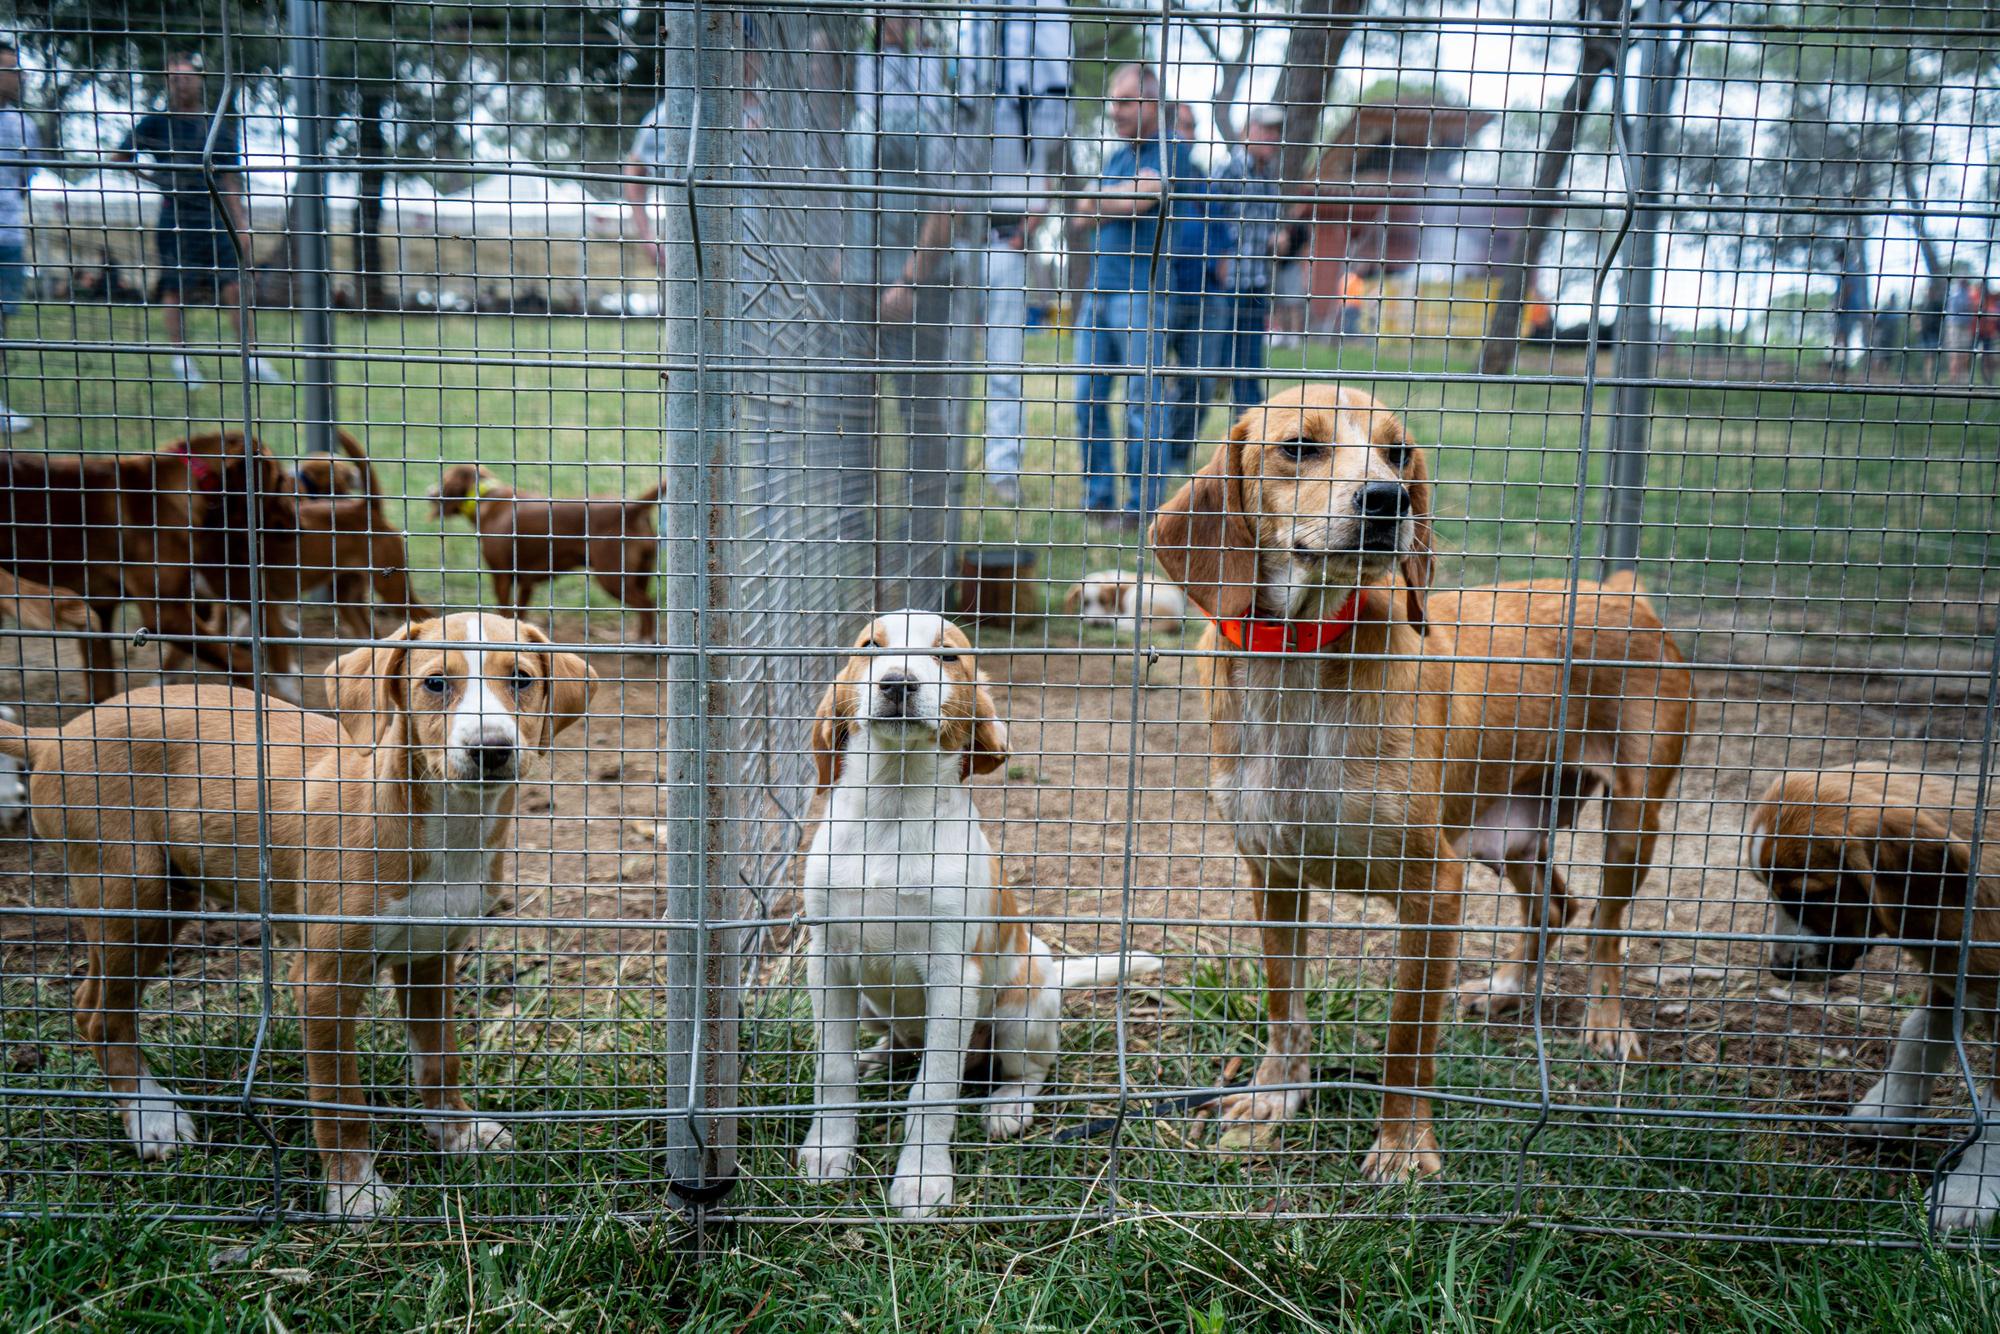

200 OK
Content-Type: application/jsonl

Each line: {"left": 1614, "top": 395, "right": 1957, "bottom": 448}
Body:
{"left": 798, "top": 609, "right": 1160, "bottom": 1217}
{"left": 0, "top": 613, "right": 597, "bottom": 1221}
{"left": 1749, "top": 765, "right": 2000, "bottom": 1231}
{"left": 1062, "top": 570, "right": 1188, "bottom": 633}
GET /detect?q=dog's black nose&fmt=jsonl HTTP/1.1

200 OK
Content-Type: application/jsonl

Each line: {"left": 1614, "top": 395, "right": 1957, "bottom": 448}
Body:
{"left": 471, "top": 745, "right": 515, "bottom": 777}
{"left": 1356, "top": 481, "right": 1411, "bottom": 519}
{"left": 877, "top": 673, "right": 916, "bottom": 715}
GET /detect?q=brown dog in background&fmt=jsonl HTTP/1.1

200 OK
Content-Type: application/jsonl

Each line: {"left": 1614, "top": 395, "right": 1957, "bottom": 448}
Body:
{"left": 1150, "top": 384, "right": 1693, "bottom": 1179}
{"left": 0, "top": 613, "right": 597, "bottom": 1221}
{"left": 430, "top": 463, "right": 663, "bottom": 640}
{"left": 0, "top": 440, "right": 273, "bottom": 701}
{"left": 1749, "top": 764, "right": 2000, "bottom": 1231}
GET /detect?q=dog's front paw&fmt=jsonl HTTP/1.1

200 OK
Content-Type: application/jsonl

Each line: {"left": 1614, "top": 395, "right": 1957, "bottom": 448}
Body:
{"left": 1360, "top": 1125, "right": 1443, "bottom": 1182}
{"left": 888, "top": 1150, "right": 955, "bottom": 1218}
{"left": 1931, "top": 1157, "right": 2000, "bottom": 1233}
{"left": 431, "top": 1118, "right": 514, "bottom": 1155}
{"left": 325, "top": 1167, "right": 397, "bottom": 1226}
{"left": 121, "top": 1080, "right": 199, "bottom": 1162}
{"left": 797, "top": 1122, "right": 857, "bottom": 1185}
{"left": 1581, "top": 1001, "right": 1644, "bottom": 1062}
{"left": 1214, "top": 1057, "right": 1308, "bottom": 1150}
{"left": 1846, "top": 1075, "right": 1929, "bottom": 1135}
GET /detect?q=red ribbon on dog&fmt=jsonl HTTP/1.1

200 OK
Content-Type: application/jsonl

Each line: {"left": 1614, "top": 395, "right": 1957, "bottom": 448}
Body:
{"left": 164, "top": 440, "right": 221, "bottom": 492}
{"left": 1213, "top": 590, "right": 1365, "bottom": 653}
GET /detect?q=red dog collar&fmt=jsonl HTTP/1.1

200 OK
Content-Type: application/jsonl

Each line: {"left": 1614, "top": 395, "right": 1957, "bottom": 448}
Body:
{"left": 1214, "top": 590, "right": 1365, "bottom": 653}
{"left": 165, "top": 440, "right": 221, "bottom": 492}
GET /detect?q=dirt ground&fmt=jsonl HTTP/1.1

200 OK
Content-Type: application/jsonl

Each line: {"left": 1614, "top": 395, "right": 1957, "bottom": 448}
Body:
{"left": 0, "top": 603, "right": 1989, "bottom": 1111}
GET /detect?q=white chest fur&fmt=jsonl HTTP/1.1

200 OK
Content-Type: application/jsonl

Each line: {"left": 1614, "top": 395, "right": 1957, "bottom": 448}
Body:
{"left": 372, "top": 789, "right": 508, "bottom": 959}
{"left": 1222, "top": 655, "right": 1415, "bottom": 869}
{"left": 803, "top": 756, "right": 1002, "bottom": 1014}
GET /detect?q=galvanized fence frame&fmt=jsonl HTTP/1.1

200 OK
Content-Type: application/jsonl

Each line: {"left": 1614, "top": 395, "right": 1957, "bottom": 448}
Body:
{"left": 0, "top": 0, "right": 1993, "bottom": 1247}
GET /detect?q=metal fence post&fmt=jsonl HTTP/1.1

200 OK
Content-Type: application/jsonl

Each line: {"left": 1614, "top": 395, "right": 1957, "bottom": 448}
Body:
{"left": 287, "top": 0, "right": 336, "bottom": 456}
{"left": 1601, "top": 0, "right": 1672, "bottom": 576}
{"left": 660, "top": 0, "right": 742, "bottom": 1217}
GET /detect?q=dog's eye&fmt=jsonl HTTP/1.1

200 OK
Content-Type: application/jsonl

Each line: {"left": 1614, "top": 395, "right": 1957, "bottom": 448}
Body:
{"left": 422, "top": 674, "right": 449, "bottom": 695}
{"left": 510, "top": 668, "right": 535, "bottom": 692}
{"left": 936, "top": 653, "right": 960, "bottom": 664}
{"left": 1381, "top": 443, "right": 1413, "bottom": 469}
{"left": 1275, "top": 440, "right": 1325, "bottom": 461}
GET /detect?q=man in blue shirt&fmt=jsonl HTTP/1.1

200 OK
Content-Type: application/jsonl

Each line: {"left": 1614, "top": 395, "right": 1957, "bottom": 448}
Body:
{"left": 1069, "top": 63, "right": 1197, "bottom": 523}
{"left": 1162, "top": 101, "right": 1221, "bottom": 474}
{"left": 1204, "top": 107, "right": 1285, "bottom": 410}
{"left": 113, "top": 56, "right": 282, "bottom": 387}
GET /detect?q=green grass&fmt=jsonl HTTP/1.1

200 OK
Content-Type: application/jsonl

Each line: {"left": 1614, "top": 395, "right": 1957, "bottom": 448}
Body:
{"left": 3, "top": 305, "right": 1999, "bottom": 1325}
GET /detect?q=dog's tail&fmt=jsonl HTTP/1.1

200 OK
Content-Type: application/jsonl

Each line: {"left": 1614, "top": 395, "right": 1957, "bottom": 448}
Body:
{"left": 0, "top": 569, "right": 100, "bottom": 635}
{"left": 0, "top": 710, "right": 60, "bottom": 770}
{"left": 1053, "top": 950, "right": 1164, "bottom": 992}
{"left": 630, "top": 478, "right": 669, "bottom": 508}
{"left": 332, "top": 429, "right": 388, "bottom": 502}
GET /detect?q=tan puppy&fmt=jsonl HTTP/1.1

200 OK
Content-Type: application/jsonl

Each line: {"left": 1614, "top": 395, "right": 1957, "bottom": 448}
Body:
{"left": 1062, "top": 569, "right": 1189, "bottom": 633}
{"left": 0, "top": 613, "right": 597, "bottom": 1221}
{"left": 1150, "top": 385, "right": 1692, "bottom": 1178}
{"left": 1748, "top": 765, "right": 2000, "bottom": 1230}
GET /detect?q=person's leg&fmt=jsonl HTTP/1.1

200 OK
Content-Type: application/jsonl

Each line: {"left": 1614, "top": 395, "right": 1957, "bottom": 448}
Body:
{"left": 0, "top": 239, "right": 28, "bottom": 431}
{"left": 1075, "top": 295, "right": 1120, "bottom": 513}
{"left": 1131, "top": 293, "right": 1175, "bottom": 516}
{"left": 1231, "top": 294, "right": 1270, "bottom": 411}
{"left": 161, "top": 289, "right": 186, "bottom": 346}
{"left": 982, "top": 240, "right": 1027, "bottom": 495}
{"left": 1163, "top": 291, "right": 1206, "bottom": 463}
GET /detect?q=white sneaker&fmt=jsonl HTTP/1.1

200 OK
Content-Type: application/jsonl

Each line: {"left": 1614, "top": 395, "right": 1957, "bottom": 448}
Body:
{"left": 168, "top": 354, "right": 206, "bottom": 387}
{"left": 245, "top": 356, "right": 285, "bottom": 384}
{"left": 0, "top": 402, "right": 31, "bottom": 434}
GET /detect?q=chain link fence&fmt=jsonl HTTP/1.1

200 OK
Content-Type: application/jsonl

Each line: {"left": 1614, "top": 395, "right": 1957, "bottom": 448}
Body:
{"left": 0, "top": 0, "right": 1995, "bottom": 1246}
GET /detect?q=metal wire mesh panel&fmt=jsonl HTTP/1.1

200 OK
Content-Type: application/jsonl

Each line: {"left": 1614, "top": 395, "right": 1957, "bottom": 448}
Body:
{"left": 0, "top": 0, "right": 1994, "bottom": 1248}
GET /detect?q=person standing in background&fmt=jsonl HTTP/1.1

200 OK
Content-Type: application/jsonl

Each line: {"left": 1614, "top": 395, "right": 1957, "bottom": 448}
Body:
{"left": 1202, "top": 106, "right": 1286, "bottom": 414}
{"left": 112, "top": 55, "right": 282, "bottom": 388}
{"left": 1069, "top": 64, "right": 1196, "bottom": 526}
{"left": 0, "top": 42, "right": 42, "bottom": 432}
{"left": 965, "top": 3, "right": 1070, "bottom": 505}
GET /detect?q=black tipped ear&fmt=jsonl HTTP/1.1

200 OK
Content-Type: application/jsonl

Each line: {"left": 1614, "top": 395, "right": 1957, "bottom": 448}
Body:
{"left": 1387, "top": 422, "right": 1433, "bottom": 636}
{"left": 809, "top": 679, "right": 850, "bottom": 793}
{"left": 960, "top": 678, "right": 1010, "bottom": 782}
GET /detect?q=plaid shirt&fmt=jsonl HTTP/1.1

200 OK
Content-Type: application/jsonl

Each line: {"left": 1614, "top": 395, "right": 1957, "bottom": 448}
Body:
{"left": 1211, "top": 147, "right": 1281, "bottom": 293}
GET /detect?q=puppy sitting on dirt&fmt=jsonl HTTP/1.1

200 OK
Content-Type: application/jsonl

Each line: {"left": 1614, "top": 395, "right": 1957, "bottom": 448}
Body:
{"left": 798, "top": 610, "right": 1161, "bottom": 1217}
{"left": 430, "top": 463, "right": 663, "bottom": 640}
{"left": 1062, "top": 569, "right": 1188, "bottom": 634}
{"left": 0, "top": 613, "right": 597, "bottom": 1221}
{"left": 1749, "top": 764, "right": 2000, "bottom": 1231}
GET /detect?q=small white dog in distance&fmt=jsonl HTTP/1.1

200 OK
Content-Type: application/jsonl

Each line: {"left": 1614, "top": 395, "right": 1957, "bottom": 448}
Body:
{"left": 1062, "top": 570, "right": 1188, "bottom": 634}
{"left": 798, "top": 610, "right": 1161, "bottom": 1218}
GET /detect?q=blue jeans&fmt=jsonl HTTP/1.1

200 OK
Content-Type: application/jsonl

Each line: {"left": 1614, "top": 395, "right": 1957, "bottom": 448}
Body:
{"left": 1074, "top": 290, "right": 1172, "bottom": 514}
{"left": 1209, "top": 292, "right": 1270, "bottom": 411}
{"left": 1163, "top": 293, "right": 1210, "bottom": 470}
{"left": 0, "top": 238, "right": 24, "bottom": 316}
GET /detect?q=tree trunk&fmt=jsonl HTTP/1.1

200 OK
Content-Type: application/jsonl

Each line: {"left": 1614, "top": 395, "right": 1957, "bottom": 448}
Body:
{"left": 1478, "top": 35, "right": 1617, "bottom": 376}
{"left": 1275, "top": 0, "right": 1367, "bottom": 190}
{"left": 1896, "top": 120, "right": 1949, "bottom": 279}
{"left": 355, "top": 85, "right": 391, "bottom": 311}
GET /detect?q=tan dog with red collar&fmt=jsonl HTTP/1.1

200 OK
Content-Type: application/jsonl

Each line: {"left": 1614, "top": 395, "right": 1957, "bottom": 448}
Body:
{"left": 0, "top": 613, "right": 597, "bottom": 1221}
{"left": 1150, "top": 385, "right": 1692, "bottom": 1178}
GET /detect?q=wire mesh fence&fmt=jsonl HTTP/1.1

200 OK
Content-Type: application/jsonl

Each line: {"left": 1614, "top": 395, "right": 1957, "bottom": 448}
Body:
{"left": 0, "top": 0, "right": 1995, "bottom": 1246}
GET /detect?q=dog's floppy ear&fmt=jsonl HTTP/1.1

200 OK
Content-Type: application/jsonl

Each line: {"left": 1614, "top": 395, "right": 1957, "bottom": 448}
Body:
{"left": 808, "top": 675, "right": 854, "bottom": 793}
{"left": 1378, "top": 413, "right": 1433, "bottom": 636}
{"left": 513, "top": 620, "right": 599, "bottom": 744}
{"left": 324, "top": 621, "right": 422, "bottom": 743}
{"left": 1853, "top": 806, "right": 1975, "bottom": 921}
{"left": 1149, "top": 433, "right": 1257, "bottom": 621}
{"left": 1062, "top": 583, "right": 1083, "bottom": 615}
{"left": 959, "top": 676, "right": 1010, "bottom": 782}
